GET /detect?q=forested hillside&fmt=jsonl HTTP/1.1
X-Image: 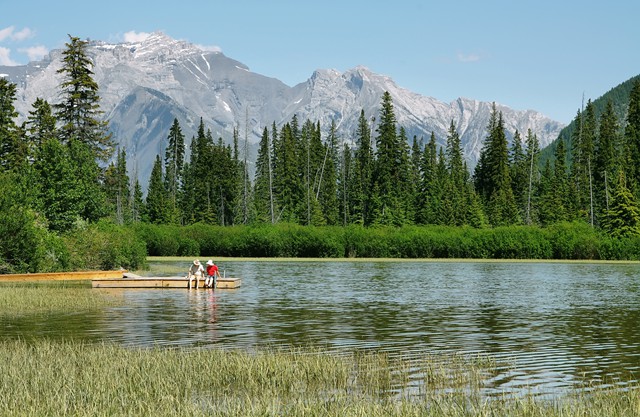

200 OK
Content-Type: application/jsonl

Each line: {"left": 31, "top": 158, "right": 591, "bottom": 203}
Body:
{"left": 2, "top": 36, "right": 640, "bottom": 272}
{"left": 542, "top": 75, "right": 640, "bottom": 164}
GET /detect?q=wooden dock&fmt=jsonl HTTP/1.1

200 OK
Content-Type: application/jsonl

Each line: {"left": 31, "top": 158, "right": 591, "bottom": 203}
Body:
{"left": 91, "top": 275, "right": 241, "bottom": 289}
{"left": 0, "top": 270, "right": 126, "bottom": 282}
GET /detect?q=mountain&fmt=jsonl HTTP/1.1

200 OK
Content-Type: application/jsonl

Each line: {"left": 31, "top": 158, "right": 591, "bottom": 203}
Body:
{"left": 0, "top": 32, "right": 564, "bottom": 187}
{"left": 540, "top": 74, "right": 640, "bottom": 165}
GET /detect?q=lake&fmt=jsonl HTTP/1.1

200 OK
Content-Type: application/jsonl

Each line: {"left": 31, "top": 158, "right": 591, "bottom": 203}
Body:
{"left": 4, "top": 260, "right": 640, "bottom": 396}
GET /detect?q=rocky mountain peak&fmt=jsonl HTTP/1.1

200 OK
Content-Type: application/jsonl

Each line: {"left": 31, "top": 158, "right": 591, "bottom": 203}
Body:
{"left": 1, "top": 32, "right": 565, "bottom": 189}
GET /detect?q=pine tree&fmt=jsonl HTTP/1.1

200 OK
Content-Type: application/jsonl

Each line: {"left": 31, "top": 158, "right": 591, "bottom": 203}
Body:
{"left": 474, "top": 104, "right": 519, "bottom": 225}
{"left": 181, "top": 119, "right": 216, "bottom": 224}
{"left": 373, "top": 91, "right": 408, "bottom": 225}
{"left": 602, "top": 170, "right": 640, "bottom": 238}
{"left": 524, "top": 129, "right": 540, "bottom": 224}
{"left": 0, "top": 78, "right": 20, "bottom": 172}
{"left": 210, "top": 134, "right": 239, "bottom": 226}
{"left": 104, "top": 148, "right": 131, "bottom": 224}
{"left": 594, "top": 101, "right": 620, "bottom": 222}
{"left": 433, "top": 148, "right": 450, "bottom": 225}
{"left": 232, "top": 122, "right": 252, "bottom": 226}
{"left": 300, "top": 120, "right": 324, "bottom": 225}
{"left": 536, "top": 160, "right": 556, "bottom": 226}
{"left": 145, "top": 155, "right": 168, "bottom": 224}
{"left": 26, "top": 98, "right": 57, "bottom": 157}
{"left": 319, "top": 120, "right": 340, "bottom": 225}
{"left": 396, "top": 127, "right": 414, "bottom": 224}
{"left": 444, "top": 120, "right": 468, "bottom": 225}
{"left": 352, "top": 110, "right": 374, "bottom": 225}
{"left": 164, "top": 118, "right": 185, "bottom": 223}
{"left": 68, "top": 138, "right": 106, "bottom": 223}
{"left": 273, "top": 121, "right": 302, "bottom": 223}
{"left": 624, "top": 80, "right": 640, "bottom": 194}
{"left": 509, "top": 130, "right": 528, "bottom": 219}
{"left": 339, "top": 140, "right": 353, "bottom": 225}
{"left": 570, "top": 100, "right": 597, "bottom": 223}
{"left": 54, "top": 35, "right": 113, "bottom": 162}
{"left": 417, "top": 132, "right": 439, "bottom": 225}
{"left": 253, "top": 126, "right": 275, "bottom": 223}
{"left": 130, "top": 177, "right": 145, "bottom": 223}
{"left": 34, "top": 138, "right": 83, "bottom": 231}
{"left": 409, "top": 136, "right": 422, "bottom": 224}
{"left": 538, "top": 139, "right": 569, "bottom": 225}
{"left": 180, "top": 143, "right": 196, "bottom": 224}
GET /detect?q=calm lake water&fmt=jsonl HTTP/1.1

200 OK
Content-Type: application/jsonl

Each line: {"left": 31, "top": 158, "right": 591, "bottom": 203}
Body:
{"left": 4, "top": 260, "right": 640, "bottom": 396}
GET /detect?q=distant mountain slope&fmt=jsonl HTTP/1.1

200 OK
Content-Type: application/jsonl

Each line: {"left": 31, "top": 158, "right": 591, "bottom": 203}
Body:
{"left": 0, "top": 32, "right": 564, "bottom": 187}
{"left": 541, "top": 74, "right": 640, "bottom": 164}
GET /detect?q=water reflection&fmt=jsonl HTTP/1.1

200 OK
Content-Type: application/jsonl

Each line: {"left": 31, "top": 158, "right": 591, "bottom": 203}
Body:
{"left": 3, "top": 260, "right": 640, "bottom": 396}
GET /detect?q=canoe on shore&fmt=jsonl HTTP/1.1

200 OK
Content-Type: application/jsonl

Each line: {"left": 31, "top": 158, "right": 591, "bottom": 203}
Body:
{"left": 0, "top": 270, "right": 126, "bottom": 282}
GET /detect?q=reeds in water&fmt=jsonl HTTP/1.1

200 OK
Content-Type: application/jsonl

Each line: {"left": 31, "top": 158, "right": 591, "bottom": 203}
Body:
{"left": 1, "top": 340, "right": 639, "bottom": 416}
{"left": 0, "top": 282, "right": 121, "bottom": 317}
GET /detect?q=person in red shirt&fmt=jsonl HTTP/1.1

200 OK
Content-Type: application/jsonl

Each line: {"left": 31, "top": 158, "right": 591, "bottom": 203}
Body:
{"left": 205, "top": 260, "right": 221, "bottom": 289}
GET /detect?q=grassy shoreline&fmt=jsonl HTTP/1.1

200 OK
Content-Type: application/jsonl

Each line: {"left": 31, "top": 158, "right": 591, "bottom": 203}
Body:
{"left": 0, "top": 282, "right": 120, "bottom": 317}
{"left": 2, "top": 281, "right": 640, "bottom": 415}
{"left": 148, "top": 255, "right": 640, "bottom": 264}
{"left": 1, "top": 340, "right": 639, "bottom": 416}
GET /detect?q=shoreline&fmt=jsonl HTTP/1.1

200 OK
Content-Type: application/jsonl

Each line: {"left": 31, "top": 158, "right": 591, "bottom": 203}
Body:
{"left": 148, "top": 256, "right": 640, "bottom": 264}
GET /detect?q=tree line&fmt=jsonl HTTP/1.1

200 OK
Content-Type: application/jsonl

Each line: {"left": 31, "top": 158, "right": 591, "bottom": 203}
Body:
{"left": 137, "top": 86, "right": 640, "bottom": 239}
{"left": 2, "top": 35, "right": 640, "bottom": 272}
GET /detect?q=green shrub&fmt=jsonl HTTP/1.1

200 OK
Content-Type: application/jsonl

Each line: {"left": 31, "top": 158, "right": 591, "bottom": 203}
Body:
{"left": 547, "top": 222, "right": 601, "bottom": 259}
{"left": 124, "top": 221, "right": 639, "bottom": 260}
{"left": 63, "top": 220, "right": 147, "bottom": 270}
{"left": 0, "top": 172, "right": 69, "bottom": 273}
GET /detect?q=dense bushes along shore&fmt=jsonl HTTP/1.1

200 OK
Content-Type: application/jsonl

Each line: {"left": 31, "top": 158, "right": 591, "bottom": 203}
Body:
{"left": 134, "top": 222, "right": 640, "bottom": 260}
{"left": 8, "top": 221, "right": 638, "bottom": 273}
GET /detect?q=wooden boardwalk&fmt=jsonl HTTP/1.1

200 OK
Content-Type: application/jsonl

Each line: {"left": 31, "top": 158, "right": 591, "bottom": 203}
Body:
{"left": 0, "top": 270, "right": 125, "bottom": 282}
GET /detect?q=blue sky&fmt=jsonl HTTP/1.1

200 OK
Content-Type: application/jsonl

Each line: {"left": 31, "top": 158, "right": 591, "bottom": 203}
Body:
{"left": 2, "top": 0, "right": 639, "bottom": 123}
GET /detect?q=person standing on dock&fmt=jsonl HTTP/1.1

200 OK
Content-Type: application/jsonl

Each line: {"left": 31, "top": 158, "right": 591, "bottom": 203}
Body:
{"left": 188, "top": 260, "right": 204, "bottom": 289}
{"left": 205, "top": 260, "right": 221, "bottom": 289}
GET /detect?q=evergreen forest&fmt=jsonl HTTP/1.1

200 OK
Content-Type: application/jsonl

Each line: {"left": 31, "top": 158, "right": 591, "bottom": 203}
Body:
{"left": 2, "top": 36, "right": 640, "bottom": 273}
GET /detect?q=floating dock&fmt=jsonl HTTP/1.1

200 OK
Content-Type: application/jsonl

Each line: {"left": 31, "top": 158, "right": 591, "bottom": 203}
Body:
{"left": 91, "top": 273, "right": 241, "bottom": 289}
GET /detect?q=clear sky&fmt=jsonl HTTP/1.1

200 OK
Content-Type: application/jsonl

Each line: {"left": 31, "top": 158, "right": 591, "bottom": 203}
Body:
{"left": 2, "top": 0, "right": 639, "bottom": 124}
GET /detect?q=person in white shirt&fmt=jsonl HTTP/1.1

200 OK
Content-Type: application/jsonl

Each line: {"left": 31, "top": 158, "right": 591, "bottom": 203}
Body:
{"left": 188, "top": 259, "right": 204, "bottom": 289}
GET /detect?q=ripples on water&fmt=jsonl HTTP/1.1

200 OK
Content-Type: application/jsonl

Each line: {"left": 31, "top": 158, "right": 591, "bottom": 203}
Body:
{"left": 4, "top": 260, "right": 640, "bottom": 397}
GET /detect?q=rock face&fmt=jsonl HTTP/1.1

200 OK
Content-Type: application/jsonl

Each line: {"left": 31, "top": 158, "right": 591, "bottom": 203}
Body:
{"left": 1, "top": 32, "right": 564, "bottom": 187}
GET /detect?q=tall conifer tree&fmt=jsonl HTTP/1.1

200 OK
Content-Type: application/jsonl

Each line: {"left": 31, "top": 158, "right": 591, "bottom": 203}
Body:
{"left": 474, "top": 104, "right": 518, "bottom": 225}
{"left": 625, "top": 80, "right": 640, "bottom": 194}
{"left": 164, "top": 118, "right": 185, "bottom": 223}
{"left": 352, "top": 110, "right": 374, "bottom": 225}
{"left": 55, "top": 35, "right": 113, "bottom": 162}
{"left": 253, "top": 126, "right": 276, "bottom": 223}
{"left": 373, "top": 91, "right": 408, "bottom": 225}
{"left": 524, "top": 129, "right": 540, "bottom": 224}
{"left": 145, "top": 155, "right": 168, "bottom": 224}
{"left": 594, "top": 101, "right": 620, "bottom": 221}
{"left": 601, "top": 170, "right": 640, "bottom": 238}
{"left": 320, "top": 120, "right": 340, "bottom": 225}
{"left": 0, "top": 78, "right": 20, "bottom": 172}
{"left": 26, "top": 98, "right": 57, "bottom": 157}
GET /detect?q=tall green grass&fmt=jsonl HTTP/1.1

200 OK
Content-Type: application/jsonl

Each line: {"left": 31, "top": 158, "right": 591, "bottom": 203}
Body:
{"left": 1, "top": 340, "right": 639, "bottom": 416}
{"left": 0, "top": 282, "right": 121, "bottom": 317}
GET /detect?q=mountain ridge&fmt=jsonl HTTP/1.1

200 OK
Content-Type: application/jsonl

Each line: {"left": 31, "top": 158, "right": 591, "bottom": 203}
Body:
{"left": 0, "top": 32, "right": 565, "bottom": 187}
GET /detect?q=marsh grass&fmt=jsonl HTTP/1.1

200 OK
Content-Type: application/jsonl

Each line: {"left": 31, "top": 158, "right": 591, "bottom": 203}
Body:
{"left": 1, "top": 340, "right": 639, "bottom": 416}
{"left": 0, "top": 282, "right": 121, "bottom": 317}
